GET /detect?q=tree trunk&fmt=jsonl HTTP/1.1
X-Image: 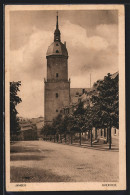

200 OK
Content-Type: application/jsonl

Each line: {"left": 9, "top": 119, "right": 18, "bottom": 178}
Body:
{"left": 85, "top": 131, "right": 87, "bottom": 140}
{"left": 69, "top": 133, "right": 70, "bottom": 144}
{"left": 107, "top": 127, "right": 109, "bottom": 143}
{"left": 109, "top": 127, "right": 112, "bottom": 149}
{"left": 104, "top": 128, "right": 106, "bottom": 138}
{"left": 61, "top": 134, "right": 62, "bottom": 143}
{"left": 79, "top": 132, "right": 81, "bottom": 145}
{"left": 71, "top": 133, "right": 73, "bottom": 144}
{"left": 88, "top": 130, "right": 90, "bottom": 139}
{"left": 65, "top": 133, "right": 66, "bottom": 143}
{"left": 101, "top": 128, "right": 102, "bottom": 137}
{"left": 91, "top": 129, "right": 92, "bottom": 147}
{"left": 95, "top": 127, "right": 97, "bottom": 140}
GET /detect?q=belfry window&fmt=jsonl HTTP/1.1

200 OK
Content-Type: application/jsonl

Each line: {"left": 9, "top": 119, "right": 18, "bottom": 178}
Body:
{"left": 56, "top": 73, "right": 59, "bottom": 78}
{"left": 56, "top": 50, "right": 59, "bottom": 53}
{"left": 56, "top": 93, "right": 58, "bottom": 98}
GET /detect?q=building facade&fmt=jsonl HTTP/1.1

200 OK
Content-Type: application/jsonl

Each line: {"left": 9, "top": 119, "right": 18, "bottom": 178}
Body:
{"left": 44, "top": 14, "right": 70, "bottom": 124}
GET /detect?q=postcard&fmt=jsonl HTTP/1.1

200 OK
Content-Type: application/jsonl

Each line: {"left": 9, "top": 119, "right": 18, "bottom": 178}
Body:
{"left": 5, "top": 4, "right": 126, "bottom": 191}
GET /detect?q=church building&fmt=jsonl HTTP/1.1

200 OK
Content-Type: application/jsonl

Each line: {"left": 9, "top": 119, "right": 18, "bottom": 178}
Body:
{"left": 44, "top": 13, "right": 70, "bottom": 124}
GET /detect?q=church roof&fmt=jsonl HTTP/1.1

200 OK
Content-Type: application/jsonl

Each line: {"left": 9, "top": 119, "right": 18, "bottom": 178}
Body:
{"left": 46, "top": 41, "right": 68, "bottom": 57}
{"left": 70, "top": 88, "right": 91, "bottom": 97}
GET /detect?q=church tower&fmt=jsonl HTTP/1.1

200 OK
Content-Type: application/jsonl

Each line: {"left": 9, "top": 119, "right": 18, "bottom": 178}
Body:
{"left": 44, "top": 13, "right": 70, "bottom": 124}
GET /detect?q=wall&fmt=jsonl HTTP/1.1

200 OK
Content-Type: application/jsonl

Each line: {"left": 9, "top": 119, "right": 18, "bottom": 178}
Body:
{"left": 47, "top": 56, "right": 68, "bottom": 81}
{"left": 45, "top": 81, "right": 70, "bottom": 124}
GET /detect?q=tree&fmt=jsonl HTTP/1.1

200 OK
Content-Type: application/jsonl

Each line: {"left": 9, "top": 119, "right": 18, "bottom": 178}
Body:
{"left": 41, "top": 124, "right": 55, "bottom": 140}
{"left": 10, "top": 81, "right": 22, "bottom": 140}
{"left": 41, "top": 114, "right": 64, "bottom": 142}
{"left": 72, "top": 102, "right": 87, "bottom": 145}
{"left": 66, "top": 113, "right": 77, "bottom": 144}
{"left": 52, "top": 113, "right": 63, "bottom": 142}
{"left": 91, "top": 73, "right": 119, "bottom": 149}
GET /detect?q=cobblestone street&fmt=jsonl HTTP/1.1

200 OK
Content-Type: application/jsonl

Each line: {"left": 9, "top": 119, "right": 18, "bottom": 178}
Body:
{"left": 10, "top": 141, "right": 119, "bottom": 182}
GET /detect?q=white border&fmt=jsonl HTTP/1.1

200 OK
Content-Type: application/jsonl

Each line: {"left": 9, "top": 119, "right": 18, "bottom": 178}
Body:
{"left": 5, "top": 4, "right": 126, "bottom": 191}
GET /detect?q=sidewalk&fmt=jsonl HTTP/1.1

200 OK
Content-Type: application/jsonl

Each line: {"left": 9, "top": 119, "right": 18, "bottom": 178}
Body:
{"left": 44, "top": 137, "right": 119, "bottom": 152}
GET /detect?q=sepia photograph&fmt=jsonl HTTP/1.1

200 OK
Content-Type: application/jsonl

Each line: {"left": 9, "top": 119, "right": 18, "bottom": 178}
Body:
{"left": 5, "top": 5, "right": 126, "bottom": 191}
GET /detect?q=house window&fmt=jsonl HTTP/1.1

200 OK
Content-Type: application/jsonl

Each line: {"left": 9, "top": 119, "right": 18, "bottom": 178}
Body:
{"left": 56, "top": 50, "right": 59, "bottom": 53}
{"left": 56, "top": 110, "right": 58, "bottom": 112}
{"left": 56, "top": 93, "right": 58, "bottom": 98}
{"left": 56, "top": 73, "right": 58, "bottom": 78}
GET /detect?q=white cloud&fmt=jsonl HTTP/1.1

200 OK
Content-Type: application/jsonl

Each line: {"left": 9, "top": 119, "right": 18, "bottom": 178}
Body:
{"left": 17, "top": 80, "right": 44, "bottom": 118}
{"left": 10, "top": 28, "right": 53, "bottom": 118}
{"left": 61, "top": 20, "right": 109, "bottom": 50}
{"left": 10, "top": 21, "right": 118, "bottom": 118}
{"left": 95, "top": 24, "right": 118, "bottom": 46}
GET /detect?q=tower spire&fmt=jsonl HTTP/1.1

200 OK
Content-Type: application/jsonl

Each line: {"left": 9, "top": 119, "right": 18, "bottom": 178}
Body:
{"left": 56, "top": 11, "right": 58, "bottom": 29}
{"left": 54, "top": 11, "right": 61, "bottom": 42}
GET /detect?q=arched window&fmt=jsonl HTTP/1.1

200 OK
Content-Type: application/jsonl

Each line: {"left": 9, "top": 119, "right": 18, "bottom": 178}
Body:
{"left": 56, "top": 50, "right": 59, "bottom": 53}
{"left": 56, "top": 93, "right": 58, "bottom": 98}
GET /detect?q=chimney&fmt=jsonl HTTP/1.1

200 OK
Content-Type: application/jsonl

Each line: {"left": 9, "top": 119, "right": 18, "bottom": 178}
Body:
{"left": 64, "top": 41, "right": 66, "bottom": 47}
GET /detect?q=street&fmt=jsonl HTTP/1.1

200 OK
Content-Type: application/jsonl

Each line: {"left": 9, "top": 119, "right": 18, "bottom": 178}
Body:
{"left": 10, "top": 141, "right": 119, "bottom": 182}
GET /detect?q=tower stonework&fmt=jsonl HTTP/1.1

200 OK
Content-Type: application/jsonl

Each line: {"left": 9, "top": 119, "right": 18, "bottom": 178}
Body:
{"left": 44, "top": 14, "right": 70, "bottom": 124}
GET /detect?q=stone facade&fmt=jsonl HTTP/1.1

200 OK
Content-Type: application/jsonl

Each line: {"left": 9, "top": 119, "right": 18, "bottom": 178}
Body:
{"left": 44, "top": 14, "right": 70, "bottom": 124}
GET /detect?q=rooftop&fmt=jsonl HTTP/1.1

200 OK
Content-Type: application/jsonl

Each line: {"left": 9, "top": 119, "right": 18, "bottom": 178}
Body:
{"left": 46, "top": 41, "right": 68, "bottom": 57}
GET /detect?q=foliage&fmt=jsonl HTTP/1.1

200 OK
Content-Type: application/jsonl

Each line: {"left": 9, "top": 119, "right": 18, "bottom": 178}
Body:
{"left": 10, "top": 81, "right": 22, "bottom": 139}
{"left": 23, "top": 129, "right": 38, "bottom": 141}
{"left": 91, "top": 73, "right": 119, "bottom": 149}
{"left": 91, "top": 73, "right": 119, "bottom": 129}
{"left": 41, "top": 73, "right": 119, "bottom": 149}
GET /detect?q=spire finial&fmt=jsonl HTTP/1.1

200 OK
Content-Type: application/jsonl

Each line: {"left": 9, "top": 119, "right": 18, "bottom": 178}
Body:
{"left": 54, "top": 11, "right": 60, "bottom": 42}
{"left": 56, "top": 11, "right": 58, "bottom": 29}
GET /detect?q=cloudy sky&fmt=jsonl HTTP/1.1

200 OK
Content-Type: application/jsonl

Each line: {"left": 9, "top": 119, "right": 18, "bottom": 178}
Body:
{"left": 10, "top": 10, "right": 118, "bottom": 118}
